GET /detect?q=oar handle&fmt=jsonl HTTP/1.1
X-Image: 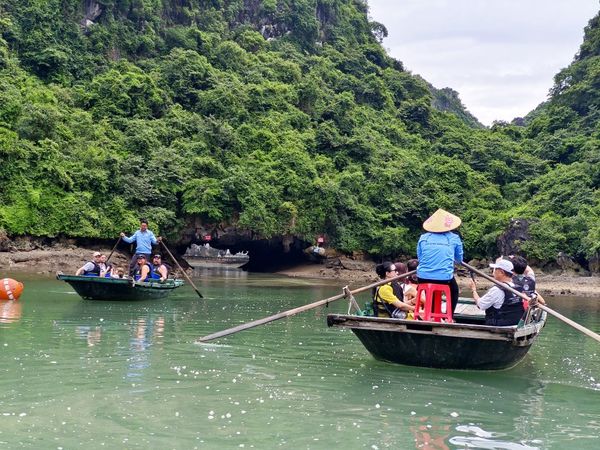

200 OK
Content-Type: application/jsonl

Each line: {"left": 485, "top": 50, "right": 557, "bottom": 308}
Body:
{"left": 196, "top": 270, "right": 416, "bottom": 342}
{"left": 160, "top": 240, "right": 204, "bottom": 298}
{"left": 461, "top": 261, "right": 600, "bottom": 344}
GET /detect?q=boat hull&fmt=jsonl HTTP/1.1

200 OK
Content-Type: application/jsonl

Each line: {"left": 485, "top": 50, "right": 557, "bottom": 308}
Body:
{"left": 57, "top": 274, "right": 184, "bottom": 301}
{"left": 327, "top": 313, "right": 546, "bottom": 370}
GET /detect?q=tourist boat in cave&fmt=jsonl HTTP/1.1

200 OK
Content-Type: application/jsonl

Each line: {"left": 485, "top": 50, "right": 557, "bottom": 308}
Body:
{"left": 183, "top": 243, "right": 249, "bottom": 269}
{"left": 57, "top": 274, "right": 184, "bottom": 301}
{"left": 327, "top": 301, "right": 547, "bottom": 370}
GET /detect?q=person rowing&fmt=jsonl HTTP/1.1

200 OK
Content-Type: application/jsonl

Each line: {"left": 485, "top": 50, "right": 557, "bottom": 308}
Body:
{"left": 120, "top": 219, "right": 161, "bottom": 275}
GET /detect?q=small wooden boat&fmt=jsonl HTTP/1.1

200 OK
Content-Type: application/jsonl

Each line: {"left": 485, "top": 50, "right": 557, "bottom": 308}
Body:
{"left": 327, "top": 301, "right": 547, "bottom": 370}
{"left": 57, "top": 274, "right": 184, "bottom": 301}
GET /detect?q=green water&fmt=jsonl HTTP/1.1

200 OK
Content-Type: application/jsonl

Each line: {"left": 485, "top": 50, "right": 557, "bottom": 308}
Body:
{"left": 0, "top": 271, "right": 599, "bottom": 449}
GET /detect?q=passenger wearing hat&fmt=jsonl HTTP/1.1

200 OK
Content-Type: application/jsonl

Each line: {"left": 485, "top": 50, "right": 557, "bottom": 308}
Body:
{"left": 150, "top": 254, "right": 169, "bottom": 282}
{"left": 416, "top": 209, "right": 464, "bottom": 314}
{"left": 75, "top": 252, "right": 103, "bottom": 276}
{"left": 132, "top": 254, "right": 152, "bottom": 282}
{"left": 468, "top": 258, "right": 526, "bottom": 326}
{"left": 120, "top": 219, "right": 161, "bottom": 275}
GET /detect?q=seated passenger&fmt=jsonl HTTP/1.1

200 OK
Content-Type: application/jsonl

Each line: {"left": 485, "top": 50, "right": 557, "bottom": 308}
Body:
{"left": 75, "top": 252, "right": 103, "bottom": 276}
{"left": 101, "top": 264, "right": 113, "bottom": 278}
{"left": 150, "top": 254, "right": 169, "bottom": 282}
{"left": 99, "top": 254, "right": 108, "bottom": 275}
{"left": 392, "top": 261, "right": 417, "bottom": 306}
{"left": 132, "top": 254, "right": 152, "bottom": 282}
{"left": 469, "top": 258, "right": 525, "bottom": 326}
{"left": 373, "top": 262, "right": 415, "bottom": 319}
{"left": 508, "top": 255, "right": 546, "bottom": 306}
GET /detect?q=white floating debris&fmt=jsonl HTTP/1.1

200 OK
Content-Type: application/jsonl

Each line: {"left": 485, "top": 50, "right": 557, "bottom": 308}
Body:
{"left": 450, "top": 412, "right": 459, "bottom": 418}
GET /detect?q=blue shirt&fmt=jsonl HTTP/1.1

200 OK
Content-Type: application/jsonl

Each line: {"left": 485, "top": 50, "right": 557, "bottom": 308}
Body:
{"left": 416, "top": 231, "right": 463, "bottom": 281}
{"left": 122, "top": 229, "right": 157, "bottom": 254}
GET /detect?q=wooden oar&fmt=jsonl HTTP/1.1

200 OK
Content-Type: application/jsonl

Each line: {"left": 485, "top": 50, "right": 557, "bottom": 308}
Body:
{"left": 196, "top": 270, "right": 416, "bottom": 343}
{"left": 105, "top": 237, "right": 121, "bottom": 264}
{"left": 461, "top": 261, "right": 600, "bottom": 343}
{"left": 160, "top": 240, "right": 204, "bottom": 298}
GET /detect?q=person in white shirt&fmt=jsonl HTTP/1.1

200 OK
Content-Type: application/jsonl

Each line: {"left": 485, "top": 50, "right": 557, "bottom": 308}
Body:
{"left": 469, "top": 259, "right": 525, "bottom": 326}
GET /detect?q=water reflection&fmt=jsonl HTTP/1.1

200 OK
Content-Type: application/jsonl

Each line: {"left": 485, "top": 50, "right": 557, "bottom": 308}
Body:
{"left": 0, "top": 300, "right": 22, "bottom": 323}
{"left": 192, "top": 267, "right": 248, "bottom": 279}
{"left": 75, "top": 325, "right": 102, "bottom": 346}
{"left": 410, "top": 416, "right": 451, "bottom": 449}
{"left": 72, "top": 313, "right": 167, "bottom": 379}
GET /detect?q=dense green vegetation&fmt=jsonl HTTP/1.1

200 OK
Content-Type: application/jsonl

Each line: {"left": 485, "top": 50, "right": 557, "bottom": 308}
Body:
{"left": 0, "top": 1, "right": 598, "bottom": 267}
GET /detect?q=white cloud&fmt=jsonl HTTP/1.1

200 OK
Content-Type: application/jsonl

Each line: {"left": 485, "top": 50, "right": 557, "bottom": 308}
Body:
{"left": 368, "top": 0, "right": 599, "bottom": 125}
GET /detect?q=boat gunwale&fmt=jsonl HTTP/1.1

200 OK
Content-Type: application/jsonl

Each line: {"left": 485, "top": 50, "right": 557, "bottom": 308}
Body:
{"left": 327, "top": 313, "right": 546, "bottom": 342}
{"left": 57, "top": 274, "right": 184, "bottom": 290}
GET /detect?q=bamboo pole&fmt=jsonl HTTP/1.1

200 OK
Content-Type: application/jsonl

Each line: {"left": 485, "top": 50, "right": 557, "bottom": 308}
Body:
{"left": 196, "top": 270, "right": 416, "bottom": 343}
{"left": 160, "top": 240, "right": 204, "bottom": 298}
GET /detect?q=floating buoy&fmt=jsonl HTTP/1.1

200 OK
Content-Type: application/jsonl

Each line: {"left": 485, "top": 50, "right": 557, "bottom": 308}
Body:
{"left": 0, "top": 278, "right": 24, "bottom": 301}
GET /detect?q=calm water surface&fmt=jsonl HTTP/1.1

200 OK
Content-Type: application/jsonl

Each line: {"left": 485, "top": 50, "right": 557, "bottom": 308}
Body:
{"left": 0, "top": 270, "right": 599, "bottom": 449}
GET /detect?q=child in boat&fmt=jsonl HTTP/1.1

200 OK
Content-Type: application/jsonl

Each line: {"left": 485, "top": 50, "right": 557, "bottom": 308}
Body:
{"left": 111, "top": 267, "right": 126, "bottom": 279}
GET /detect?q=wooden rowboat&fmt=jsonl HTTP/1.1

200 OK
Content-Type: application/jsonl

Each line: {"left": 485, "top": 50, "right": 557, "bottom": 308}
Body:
{"left": 327, "top": 302, "right": 547, "bottom": 370}
{"left": 57, "top": 274, "right": 184, "bottom": 301}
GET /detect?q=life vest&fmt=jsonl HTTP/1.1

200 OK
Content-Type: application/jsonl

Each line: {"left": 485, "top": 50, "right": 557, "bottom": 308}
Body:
{"left": 83, "top": 261, "right": 101, "bottom": 276}
{"left": 512, "top": 275, "right": 535, "bottom": 296}
{"left": 391, "top": 281, "right": 405, "bottom": 302}
{"left": 373, "top": 285, "right": 407, "bottom": 319}
{"left": 485, "top": 284, "right": 525, "bottom": 326}
{"left": 148, "top": 263, "right": 163, "bottom": 280}
{"left": 133, "top": 263, "right": 152, "bottom": 281}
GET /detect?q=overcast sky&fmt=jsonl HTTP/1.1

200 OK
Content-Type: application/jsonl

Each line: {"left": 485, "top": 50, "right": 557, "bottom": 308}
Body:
{"left": 367, "top": 0, "right": 599, "bottom": 126}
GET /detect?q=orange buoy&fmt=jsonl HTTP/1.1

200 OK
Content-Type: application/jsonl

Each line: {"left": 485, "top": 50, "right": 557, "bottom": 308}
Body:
{"left": 0, "top": 278, "right": 24, "bottom": 301}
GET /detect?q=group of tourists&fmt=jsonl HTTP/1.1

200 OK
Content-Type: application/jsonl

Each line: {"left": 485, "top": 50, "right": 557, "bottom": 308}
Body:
{"left": 75, "top": 251, "right": 125, "bottom": 278}
{"left": 76, "top": 219, "right": 169, "bottom": 282}
{"left": 373, "top": 209, "right": 546, "bottom": 326}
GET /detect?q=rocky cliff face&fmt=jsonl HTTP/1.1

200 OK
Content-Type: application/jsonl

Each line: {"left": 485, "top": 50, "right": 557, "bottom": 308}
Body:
{"left": 496, "top": 219, "right": 531, "bottom": 257}
{"left": 496, "top": 218, "right": 591, "bottom": 275}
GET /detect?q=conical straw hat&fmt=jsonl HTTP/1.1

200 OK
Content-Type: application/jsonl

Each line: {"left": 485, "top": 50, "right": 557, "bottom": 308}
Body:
{"left": 423, "top": 209, "right": 461, "bottom": 232}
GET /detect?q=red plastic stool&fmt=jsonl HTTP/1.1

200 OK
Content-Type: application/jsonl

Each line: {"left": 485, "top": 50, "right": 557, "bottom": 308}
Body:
{"left": 414, "top": 283, "right": 453, "bottom": 322}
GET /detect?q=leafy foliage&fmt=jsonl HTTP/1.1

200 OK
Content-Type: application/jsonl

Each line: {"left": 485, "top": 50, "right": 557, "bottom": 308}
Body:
{"left": 0, "top": 1, "right": 598, "bottom": 267}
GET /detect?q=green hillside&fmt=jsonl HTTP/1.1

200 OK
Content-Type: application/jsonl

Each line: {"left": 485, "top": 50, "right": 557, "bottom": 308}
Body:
{"left": 0, "top": 1, "right": 598, "bottom": 267}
